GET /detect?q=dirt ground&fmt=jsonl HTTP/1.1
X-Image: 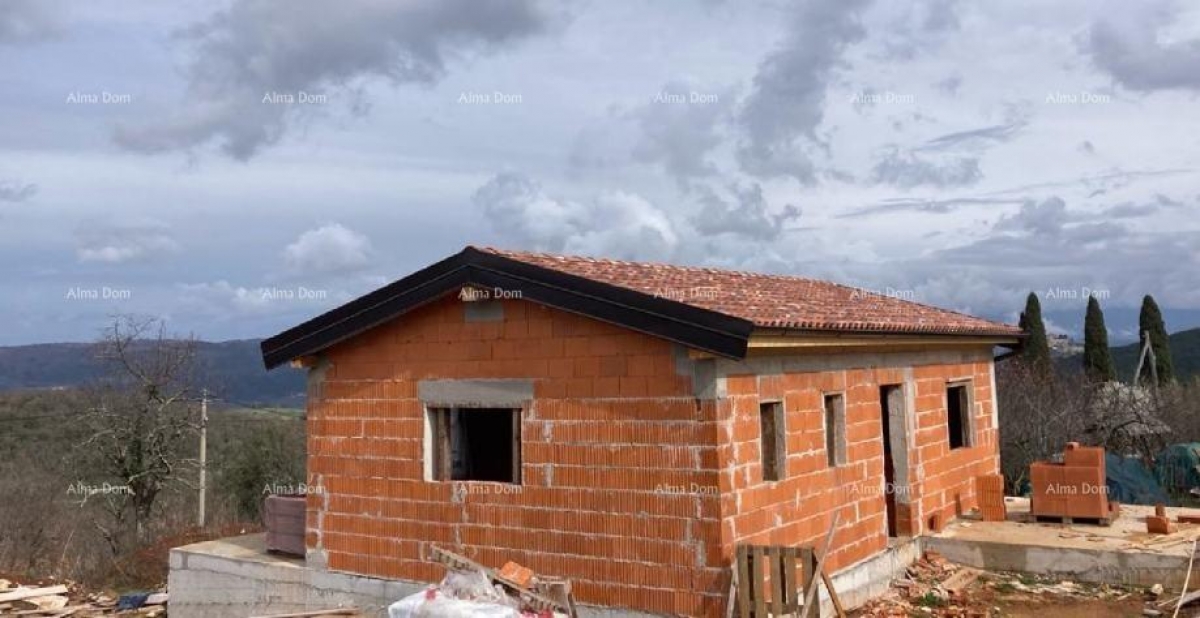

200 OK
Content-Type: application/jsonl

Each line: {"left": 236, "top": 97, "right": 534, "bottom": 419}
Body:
{"left": 853, "top": 550, "right": 1174, "bottom": 618}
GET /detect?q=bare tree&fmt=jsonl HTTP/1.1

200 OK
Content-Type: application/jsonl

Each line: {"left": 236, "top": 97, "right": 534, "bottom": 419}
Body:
{"left": 75, "top": 316, "right": 200, "bottom": 551}
{"left": 999, "top": 360, "right": 1188, "bottom": 495}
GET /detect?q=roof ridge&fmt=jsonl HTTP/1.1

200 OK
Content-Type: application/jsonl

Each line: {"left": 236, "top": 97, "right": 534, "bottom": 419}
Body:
{"left": 474, "top": 246, "right": 837, "bottom": 284}
{"left": 475, "top": 246, "right": 1012, "bottom": 328}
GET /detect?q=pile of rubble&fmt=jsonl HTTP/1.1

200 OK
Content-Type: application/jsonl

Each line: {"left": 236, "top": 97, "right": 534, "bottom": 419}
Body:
{"left": 856, "top": 551, "right": 1139, "bottom": 617}
{"left": 0, "top": 578, "right": 167, "bottom": 617}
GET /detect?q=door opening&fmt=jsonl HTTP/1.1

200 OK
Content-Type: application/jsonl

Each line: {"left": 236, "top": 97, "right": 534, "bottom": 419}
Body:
{"left": 879, "top": 385, "right": 904, "bottom": 537}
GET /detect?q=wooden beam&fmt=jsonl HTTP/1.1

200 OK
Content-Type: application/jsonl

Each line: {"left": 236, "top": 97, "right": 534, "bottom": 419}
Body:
{"left": 802, "top": 511, "right": 842, "bottom": 618}
{"left": 0, "top": 586, "right": 69, "bottom": 604}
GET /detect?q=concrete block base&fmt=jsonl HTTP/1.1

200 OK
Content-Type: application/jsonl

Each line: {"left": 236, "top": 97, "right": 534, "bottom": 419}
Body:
{"left": 169, "top": 534, "right": 661, "bottom": 618}
{"left": 925, "top": 536, "right": 1192, "bottom": 590}
{"left": 822, "top": 537, "right": 923, "bottom": 612}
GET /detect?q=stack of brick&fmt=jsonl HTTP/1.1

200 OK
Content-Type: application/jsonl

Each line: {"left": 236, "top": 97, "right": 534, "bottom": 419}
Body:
{"left": 1030, "top": 442, "right": 1119, "bottom": 523}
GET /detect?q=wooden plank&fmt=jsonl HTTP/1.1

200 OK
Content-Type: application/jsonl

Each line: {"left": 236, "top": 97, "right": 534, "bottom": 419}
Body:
{"left": 432, "top": 409, "right": 452, "bottom": 480}
{"left": 820, "top": 570, "right": 845, "bottom": 618}
{"left": 248, "top": 610, "right": 358, "bottom": 618}
{"left": 724, "top": 565, "right": 739, "bottom": 618}
{"left": 511, "top": 409, "right": 522, "bottom": 483}
{"left": 803, "top": 511, "right": 842, "bottom": 618}
{"left": 1174, "top": 539, "right": 1199, "bottom": 617}
{"left": 782, "top": 547, "right": 798, "bottom": 610}
{"left": 0, "top": 587, "right": 69, "bottom": 604}
{"left": 752, "top": 547, "right": 767, "bottom": 618}
{"left": 768, "top": 546, "right": 783, "bottom": 618}
{"left": 737, "top": 545, "right": 751, "bottom": 618}
{"left": 798, "top": 548, "right": 817, "bottom": 618}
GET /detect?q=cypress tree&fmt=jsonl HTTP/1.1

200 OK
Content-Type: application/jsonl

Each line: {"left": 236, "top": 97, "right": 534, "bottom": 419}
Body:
{"left": 1083, "top": 295, "right": 1116, "bottom": 382}
{"left": 1018, "top": 292, "right": 1052, "bottom": 377}
{"left": 1138, "top": 295, "right": 1175, "bottom": 386}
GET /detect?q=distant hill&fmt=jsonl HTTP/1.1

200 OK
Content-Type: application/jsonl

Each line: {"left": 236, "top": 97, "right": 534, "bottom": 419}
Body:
{"left": 0, "top": 339, "right": 305, "bottom": 407}
{"left": 1058, "top": 327, "right": 1200, "bottom": 382}
{"left": 1110, "top": 327, "right": 1200, "bottom": 382}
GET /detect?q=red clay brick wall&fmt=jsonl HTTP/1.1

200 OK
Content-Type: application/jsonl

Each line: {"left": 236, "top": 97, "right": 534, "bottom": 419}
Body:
{"left": 306, "top": 295, "right": 727, "bottom": 616}
{"left": 717, "top": 355, "right": 999, "bottom": 574}
{"left": 910, "top": 362, "right": 1000, "bottom": 535}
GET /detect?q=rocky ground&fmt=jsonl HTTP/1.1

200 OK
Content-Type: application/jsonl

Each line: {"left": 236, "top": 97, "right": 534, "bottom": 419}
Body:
{"left": 853, "top": 551, "right": 1183, "bottom": 617}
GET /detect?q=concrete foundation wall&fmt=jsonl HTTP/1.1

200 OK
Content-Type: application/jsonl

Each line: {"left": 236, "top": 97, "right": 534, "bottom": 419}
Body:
{"left": 168, "top": 534, "right": 922, "bottom": 618}
{"left": 926, "top": 536, "right": 1192, "bottom": 589}
{"left": 167, "top": 537, "right": 423, "bottom": 618}
{"left": 170, "top": 536, "right": 666, "bottom": 618}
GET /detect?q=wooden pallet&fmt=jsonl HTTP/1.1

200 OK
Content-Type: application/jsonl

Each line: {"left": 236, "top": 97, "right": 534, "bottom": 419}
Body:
{"left": 1033, "top": 515, "right": 1114, "bottom": 526}
{"left": 731, "top": 545, "right": 816, "bottom": 618}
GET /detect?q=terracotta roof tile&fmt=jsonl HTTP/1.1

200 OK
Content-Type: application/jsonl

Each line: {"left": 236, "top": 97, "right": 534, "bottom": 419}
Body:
{"left": 479, "top": 247, "right": 1022, "bottom": 337}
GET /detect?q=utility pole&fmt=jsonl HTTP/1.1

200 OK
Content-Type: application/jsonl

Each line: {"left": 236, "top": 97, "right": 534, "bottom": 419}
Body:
{"left": 199, "top": 388, "right": 208, "bottom": 528}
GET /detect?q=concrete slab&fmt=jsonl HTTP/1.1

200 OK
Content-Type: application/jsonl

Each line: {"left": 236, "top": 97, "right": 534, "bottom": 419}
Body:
{"left": 168, "top": 533, "right": 423, "bottom": 618}
{"left": 926, "top": 497, "right": 1200, "bottom": 589}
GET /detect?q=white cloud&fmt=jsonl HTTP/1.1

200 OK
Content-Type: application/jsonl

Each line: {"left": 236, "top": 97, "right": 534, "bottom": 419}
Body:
{"left": 282, "top": 223, "right": 373, "bottom": 274}
{"left": 75, "top": 221, "right": 179, "bottom": 264}
{"left": 474, "top": 172, "right": 679, "bottom": 261}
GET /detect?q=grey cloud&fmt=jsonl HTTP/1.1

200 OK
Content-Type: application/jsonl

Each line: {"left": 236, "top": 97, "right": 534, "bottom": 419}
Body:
{"left": 878, "top": 0, "right": 961, "bottom": 60}
{"left": 114, "top": 0, "right": 550, "bottom": 159}
{"left": 915, "top": 199, "right": 1199, "bottom": 310}
{"left": 736, "top": 0, "right": 872, "bottom": 182}
{"left": 839, "top": 195, "right": 1026, "bottom": 219}
{"left": 0, "top": 180, "right": 37, "bottom": 202}
{"left": 632, "top": 83, "right": 732, "bottom": 187}
{"left": 691, "top": 183, "right": 801, "bottom": 241}
{"left": 993, "top": 196, "right": 1070, "bottom": 236}
{"left": 1087, "top": 9, "right": 1200, "bottom": 91}
{"left": 75, "top": 221, "right": 179, "bottom": 264}
{"left": 1101, "top": 194, "right": 1182, "bottom": 219}
{"left": 1104, "top": 202, "right": 1159, "bottom": 218}
{"left": 0, "top": 0, "right": 59, "bottom": 44}
{"left": 474, "top": 172, "right": 679, "bottom": 261}
{"left": 936, "top": 75, "right": 962, "bottom": 96}
{"left": 918, "top": 119, "right": 1025, "bottom": 152}
{"left": 870, "top": 148, "right": 982, "bottom": 189}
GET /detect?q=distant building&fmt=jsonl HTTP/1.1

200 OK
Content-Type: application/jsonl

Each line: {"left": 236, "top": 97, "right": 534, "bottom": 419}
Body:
{"left": 1049, "top": 333, "right": 1083, "bottom": 357}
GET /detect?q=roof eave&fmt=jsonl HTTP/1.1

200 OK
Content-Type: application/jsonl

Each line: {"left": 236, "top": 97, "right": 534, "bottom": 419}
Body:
{"left": 260, "top": 247, "right": 756, "bottom": 369}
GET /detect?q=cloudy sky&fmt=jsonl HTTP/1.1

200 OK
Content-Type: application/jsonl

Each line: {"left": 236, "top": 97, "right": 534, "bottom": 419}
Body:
{"left": 2, "top": 0, "right": 1199, "bottom": 345}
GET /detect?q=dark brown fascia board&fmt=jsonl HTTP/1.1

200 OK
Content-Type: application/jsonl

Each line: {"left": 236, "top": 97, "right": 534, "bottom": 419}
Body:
{"left": 260, "top": 247, "right": 755, "bottom": 369}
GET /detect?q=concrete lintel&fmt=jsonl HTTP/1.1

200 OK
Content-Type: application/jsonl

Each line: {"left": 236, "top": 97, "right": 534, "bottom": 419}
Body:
{"left": 418, "top": 379, "right": 534, "bottom": 407}
{"left": 712, "top": 347, "right": 992, "bottom": 379}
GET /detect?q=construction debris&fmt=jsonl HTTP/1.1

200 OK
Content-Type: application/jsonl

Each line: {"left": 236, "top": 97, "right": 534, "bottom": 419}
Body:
{"left": 395, "top": 546, "right": 575, "bottom": 618}
{"left": 0, "top": 578, "right": 167, "bottom": 617}
{"left": 857, "top": 551, "right": 1145, "bottom": 617}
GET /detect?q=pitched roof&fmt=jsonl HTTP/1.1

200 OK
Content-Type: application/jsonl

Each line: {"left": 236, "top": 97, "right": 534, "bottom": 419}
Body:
{"left": 479, "top": 247, "right": 1022, "bottom": 337}
{"left": 261, "top": 246, "right": 1021, "bottom": 369}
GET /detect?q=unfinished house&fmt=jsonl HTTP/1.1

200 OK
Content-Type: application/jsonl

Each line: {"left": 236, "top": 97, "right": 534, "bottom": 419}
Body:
{"left": 248, "top": 247, "right": 1021, "bottom": 616}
